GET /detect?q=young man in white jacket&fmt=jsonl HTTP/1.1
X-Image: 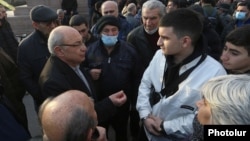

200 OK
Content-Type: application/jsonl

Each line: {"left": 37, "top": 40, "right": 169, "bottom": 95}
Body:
{"left": 136, "top": 8, "right": 227, "bottom": 141}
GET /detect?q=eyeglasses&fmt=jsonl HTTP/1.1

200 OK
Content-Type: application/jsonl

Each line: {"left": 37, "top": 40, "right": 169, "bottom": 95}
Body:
{"left": 58, "top": 42, "right": 84, "bottom": 47}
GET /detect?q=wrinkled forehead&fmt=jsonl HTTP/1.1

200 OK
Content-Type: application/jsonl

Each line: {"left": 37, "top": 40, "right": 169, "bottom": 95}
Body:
{"left": 102, "top": 3, "right": 118, "bottom": 12}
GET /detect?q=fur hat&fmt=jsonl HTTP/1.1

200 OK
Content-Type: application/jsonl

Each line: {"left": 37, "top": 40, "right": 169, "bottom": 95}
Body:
{"left": 30, "top": 5, "right": 58, "bottom": 22}
{"left": 96, "top": 16, "right": 120, "bottom": 33}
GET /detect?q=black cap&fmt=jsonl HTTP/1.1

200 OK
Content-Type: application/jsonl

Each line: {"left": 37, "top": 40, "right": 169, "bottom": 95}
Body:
{"left": 96, "top": 16, "right": 120, "bottom": 33}
{"left": 30, "top": 5, "right": 58, "bottom": 22}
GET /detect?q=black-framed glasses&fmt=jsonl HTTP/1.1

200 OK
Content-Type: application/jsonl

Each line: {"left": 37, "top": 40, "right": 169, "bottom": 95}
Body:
{"left": 58, "top": 42, "right": 84, "bottom": 47}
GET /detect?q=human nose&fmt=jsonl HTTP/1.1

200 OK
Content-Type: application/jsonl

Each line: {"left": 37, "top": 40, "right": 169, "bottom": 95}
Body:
{"left": 145, "top": 19, "right": 151, "bottom": 25}
{"left": 80, "top": 43, "right": 87, "bottom": 51}
{"left": 196, "top": 99, "right": 204, "bottom": 108}
{"left": 220, "top": 51, "right": 228, "bottom": 61}
{"left": 157, "top": 37, "right": 162, "bottom": 46}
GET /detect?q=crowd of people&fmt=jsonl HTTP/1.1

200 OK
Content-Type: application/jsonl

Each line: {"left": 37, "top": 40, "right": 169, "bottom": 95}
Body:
{"left": 1, "top": 0, "right": 250, "bottom": 141}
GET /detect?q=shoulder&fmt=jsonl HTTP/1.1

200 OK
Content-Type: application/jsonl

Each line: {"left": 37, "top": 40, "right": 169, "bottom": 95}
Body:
{"left": 198, "top": 55, "right": 226, "bottom": 73}
{"left": 86, "top": 40, "right": 101, "bottom": 51}
{"left": 119, "top": 15, "right": 132, "bottom": 27}
{"left": 18, "top": 31, "right": 40, "bottom": 48}
{"left": 119, "top": 40, "right": 137, "bottom": 53}
{"left": 127, "top": 25, "right": 143, "bottom": 37}
{"left": 149, "top": 50, "right": 165, "bottom": 64}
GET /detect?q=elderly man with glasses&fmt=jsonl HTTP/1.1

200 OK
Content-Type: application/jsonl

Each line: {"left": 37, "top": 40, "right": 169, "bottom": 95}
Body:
{"left": 39, "top": 26, "right": 127, "bottom": 128}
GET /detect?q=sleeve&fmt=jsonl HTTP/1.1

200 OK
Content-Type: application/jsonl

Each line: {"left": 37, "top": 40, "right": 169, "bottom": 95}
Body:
{"left": 94, "top": 98, "right": 117, "bottom": 123}
{"left": 136, "top": 55, "right": 157, "bottom": 119}
{"left": 17, "top": 45, "right": 43, "bottom": 105}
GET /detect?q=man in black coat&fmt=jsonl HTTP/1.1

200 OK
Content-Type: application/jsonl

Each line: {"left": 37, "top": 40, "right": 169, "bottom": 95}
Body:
{"left": 0, "top": 5, "right": 19, "bottom": 62}
{"left": 17, "top": 5, "right": 58, "bottom": 110}
{"left": 39, "top": 26, "right": 127, "bottom": 123}
{"left": 126, "top": 0, "right": 166, "bottom": 139}
{"left": 0, "top": 48, "right": 31, "bottom": 140}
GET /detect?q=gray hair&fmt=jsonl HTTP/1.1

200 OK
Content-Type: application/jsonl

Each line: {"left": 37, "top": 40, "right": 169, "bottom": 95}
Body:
{"left": 127, "top": 3, "right": 137, "bottom": 13}
{"left": 64, "top": 107, "right": 96, "bottom": 141}
{"left": 47, "top": 29, "right": 64, "bottom": 55}
{"left": 142, "top": 0, "right": 166, "bottom": 17}
{"left": 201, "top": 74, "right": 250, "bottom": 124}
{"left": 57, "top": 9, "right": 64, "bottom": 15}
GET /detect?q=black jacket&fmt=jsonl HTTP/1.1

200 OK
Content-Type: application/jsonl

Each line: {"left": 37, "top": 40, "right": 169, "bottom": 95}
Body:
{"left": 39, "top": 56, "right": 116, "bottom": 122}
{"left": 0, "top": 20, "right": 19, "bottom": 62}
{"left": 17, "top": 30, "right": 50, "bottom": 106}
{"left": 127, "top": 25, "right": 159, "bottom": 72}
{"left": 84, "top": 40, "right": 142, "bottom": 107}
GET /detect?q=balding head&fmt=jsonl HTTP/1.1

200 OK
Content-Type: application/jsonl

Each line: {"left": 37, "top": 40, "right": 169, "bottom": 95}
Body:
{"left": 47, "top": 26, "right": 87, "bottom": 67}
{"left": 48, "top": 26, "right": 81, "bottom": 55}
{"left": 101, "top": 0, "right": 119, "bottom": 17}
{"left": 39, "top": 90, "right": 97, "bottom": 141}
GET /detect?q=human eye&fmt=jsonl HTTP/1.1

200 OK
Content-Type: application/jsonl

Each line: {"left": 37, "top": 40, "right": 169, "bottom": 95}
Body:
{"left": 231, "top": 51, "right": 240, "bottom": 56}
{"left": 161, "top": 36, "right": 169, "bottom": 40}
{"left": 102, "top": 29, "right": 109, "bottom": 33}
{"left": 223, "top": 46, "right": 227, "bottom": 51}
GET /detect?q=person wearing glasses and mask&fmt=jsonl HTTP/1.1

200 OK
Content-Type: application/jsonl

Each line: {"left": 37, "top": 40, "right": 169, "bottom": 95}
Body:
{"left": 39, "top": 26, "right": 127, "bottom": 126}
{"left": 17, "top": 5, "right": 58, "bottom": 111}
{"left": 84, "top": 15, "right": 142, "bottom": 141}
{"left": 39, "top": 90, "right": 108, "bottom": 141}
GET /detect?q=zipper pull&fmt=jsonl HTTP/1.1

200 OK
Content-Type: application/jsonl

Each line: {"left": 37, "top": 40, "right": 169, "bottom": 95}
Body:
{"left": 108, "top": 57, "right": 111, "bottom": 63}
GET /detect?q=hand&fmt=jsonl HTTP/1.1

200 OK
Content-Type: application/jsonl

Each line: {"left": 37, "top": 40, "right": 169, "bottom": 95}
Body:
{"left": 90, "top": 69, "right": 102, "bottom": 80}
{"left": 109, "top": 90, "right": 127, "bottom": 106}
{"left": 149, "top": 115, "right": 163, "bottom": 133}
{"left": 95, "top": 126, "right": 108, "bottom": 141}
{"left": 143, "top": 115, "right": 162, "bottom": 136}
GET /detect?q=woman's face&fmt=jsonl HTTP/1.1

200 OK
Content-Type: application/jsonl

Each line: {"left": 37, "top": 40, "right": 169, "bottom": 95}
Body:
{"left": 196, "top": 98, "right": 212, "bottom": 125}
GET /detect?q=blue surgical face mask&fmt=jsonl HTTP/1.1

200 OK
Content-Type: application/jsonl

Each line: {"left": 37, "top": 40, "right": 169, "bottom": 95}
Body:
{"left": 235, "top": 11, "right": 247, "bottom": 20}
{"left": 101, "top": 34, "right": 118, "bottom": 47}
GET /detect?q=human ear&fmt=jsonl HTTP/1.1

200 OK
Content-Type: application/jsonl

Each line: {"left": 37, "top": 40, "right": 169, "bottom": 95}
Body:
{"left": 54, "top": 46, "right": 65, "bottom": 57}
{"left": 181, "top": 36, "right": 191, "bottom": 48}
{"left": 86, "top": 128, "right": 93, "bottom": 141}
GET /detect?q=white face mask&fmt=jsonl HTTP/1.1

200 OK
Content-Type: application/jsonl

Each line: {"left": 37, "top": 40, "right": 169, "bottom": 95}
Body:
{"left": 101, "top": 34, "right": 118, "bottom": 47}
{"left": 144, "top": 28, "right": 158, "bottom": 35}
